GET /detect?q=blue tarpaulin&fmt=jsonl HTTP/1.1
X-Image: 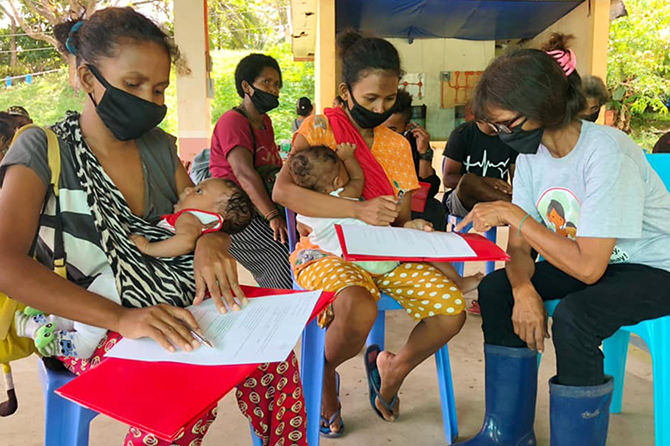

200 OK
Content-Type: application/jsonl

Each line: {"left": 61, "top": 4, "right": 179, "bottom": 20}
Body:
{"left": 336, "top": 0, "right": 585, "bottom": 42}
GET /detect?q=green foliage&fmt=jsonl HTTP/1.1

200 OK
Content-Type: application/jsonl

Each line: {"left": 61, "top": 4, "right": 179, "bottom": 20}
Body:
{"left": 0, "top": 43, "right": 315, "bottom": 144}
{"left": 208, "top": 0, "right": 289, "bottom": 50}
{"left": 0, "top": 29, "right": 62, "bottom": 77}
{"left": 608, "top": 0, "right": 670, "bottom": 129}
{"left": 209, "top": 44, "right": 314, "bottom": 142}
{"left": 630, "top": 112, "right": 670, "bottom": 152}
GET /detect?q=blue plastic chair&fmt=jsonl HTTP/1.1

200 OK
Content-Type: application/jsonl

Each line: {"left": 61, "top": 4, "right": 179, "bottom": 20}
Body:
{"left": 540, "top": 153, "right": 670, "bottom": 446}
{"left": 447, "top": 214, "right": 498, "bottom": 275}
{"left": 543, "top": 299, "right": 670, "bottom": 446}
{"left": 366, "top": 296, "right": 458, "bottom": 444}
{"left": 38, "top": 360, "right": 98, "bottom": 446}
{"left": 286, "top": 209, "right": 458, "bottom": 446}
{"left": 39, "top": 354, "right": 264, "bottom": 446}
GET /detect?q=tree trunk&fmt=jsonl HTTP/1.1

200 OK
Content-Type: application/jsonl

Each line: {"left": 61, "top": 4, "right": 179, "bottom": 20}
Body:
{"left": 9, "top": 19, "right": 17, "bottom": 67}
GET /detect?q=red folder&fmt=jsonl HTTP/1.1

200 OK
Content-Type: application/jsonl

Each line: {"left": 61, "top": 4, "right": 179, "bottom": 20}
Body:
{"left": 56, "top": 286, "right": 335, "bottom": 441}
{"left": 335, "top": 225, "right": 510, "bottom": 263}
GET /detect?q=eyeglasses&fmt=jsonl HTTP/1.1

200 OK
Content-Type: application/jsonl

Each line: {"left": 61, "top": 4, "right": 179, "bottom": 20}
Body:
{"left": 483, "top": 115, "right": 527, "bottom": 134}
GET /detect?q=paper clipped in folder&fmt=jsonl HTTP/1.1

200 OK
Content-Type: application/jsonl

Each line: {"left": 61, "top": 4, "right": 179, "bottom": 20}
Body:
{"left": 55, "top": 286, "right": 336, "bottom": 442}
{"left": 335, "top": 224, "right": 509, "bottom": 263}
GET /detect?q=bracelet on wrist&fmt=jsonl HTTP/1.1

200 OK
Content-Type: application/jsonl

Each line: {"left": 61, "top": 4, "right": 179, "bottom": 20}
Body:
{"left": 419, "top": 150, "right": 434, "bottom": 161}
{"left": 267, "top": 213, "right": 280, "bottom": 222}
{"left": 517, "top": 213, "right": 530, "bottom": 236}
{"left": 265, "top": 207, "right": 279, "bottom": 218}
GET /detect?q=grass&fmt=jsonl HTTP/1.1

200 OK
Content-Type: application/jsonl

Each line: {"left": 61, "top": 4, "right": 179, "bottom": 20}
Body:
{"left": 0, "top": 69, "right": 87, "bottom": 126}
{"left": 0, "top": 45, "right": 314, "bottom": 146}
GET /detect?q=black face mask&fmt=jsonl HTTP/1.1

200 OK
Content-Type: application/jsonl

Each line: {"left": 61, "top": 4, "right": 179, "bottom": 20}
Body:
{"left": 583, "top": 111, "right": 600, "bottom": 122}
{"left": 86, "top": 64, "right": 167, "bottom": 141}
{"left": 498, "top": 121, "right": 544, "bottom": 155}
{"left": 347, "top": 87, "right": 396, "bottom": 129}
{"left": 250, "top": 86, "right": 279, "bottom": 115}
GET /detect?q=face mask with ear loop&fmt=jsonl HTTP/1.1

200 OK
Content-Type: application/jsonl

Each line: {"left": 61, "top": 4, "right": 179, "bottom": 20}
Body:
{"left": 85, "top": 64, "right": 168, "bottom": 141}
{"left": 248, "top": 85, "right": 279, "bottom": 115}
{"left": 497, "top": 118, "right": 545, "bottom": 155}
{"left": 66, "top": 24, "right": 167, "bottom": 142}
{"left": 346, "top": 85, "right": 396, "bottom": 129}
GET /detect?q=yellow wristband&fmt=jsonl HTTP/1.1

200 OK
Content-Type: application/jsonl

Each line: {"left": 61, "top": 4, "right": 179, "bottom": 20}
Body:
{"left": 517, "top": 214, "right": 530, "bottom": 236}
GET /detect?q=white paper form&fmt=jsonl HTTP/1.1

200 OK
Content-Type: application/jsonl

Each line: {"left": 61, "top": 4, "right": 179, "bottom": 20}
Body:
{"left": 105, "top": 291, "right": 321, "bottom": 366}
{"left": 339, "top": 225, "right": 476, "bottom": 259}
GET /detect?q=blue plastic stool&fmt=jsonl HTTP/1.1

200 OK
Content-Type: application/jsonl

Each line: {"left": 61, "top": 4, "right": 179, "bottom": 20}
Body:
{"left": 38, "top": 360, "right": 98, "bottom": 446}
{"left": 544, "top": 301, "right": 670, "bottom": 446}
{"left": 447, "top": 214, "right": 497, "bottom": 276}
{"left": 286, "top": 209, "right": 459, "bottom": 445}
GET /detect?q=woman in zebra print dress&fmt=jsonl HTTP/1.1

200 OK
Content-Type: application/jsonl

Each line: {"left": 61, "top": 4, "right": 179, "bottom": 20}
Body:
{"left": 0, "top": 7, "right": 306, "bottom": 446}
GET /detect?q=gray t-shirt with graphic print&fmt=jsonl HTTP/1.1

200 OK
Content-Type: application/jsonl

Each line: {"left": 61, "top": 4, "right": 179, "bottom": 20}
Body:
{"left": 512, "top": 121, "right": 670, "bottom": 272}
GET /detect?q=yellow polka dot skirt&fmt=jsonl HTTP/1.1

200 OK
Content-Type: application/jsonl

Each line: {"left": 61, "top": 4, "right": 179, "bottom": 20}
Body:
{"left": 295, "top": 257, "right": 465, "bottom": 321}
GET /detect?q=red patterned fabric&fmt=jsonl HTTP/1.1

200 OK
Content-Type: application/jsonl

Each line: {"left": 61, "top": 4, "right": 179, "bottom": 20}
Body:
{"left": 59, "top": 332, "right": 307, "bottom": 446}
{"left": 323, "top": 106, "right": 395, "bottom": 200}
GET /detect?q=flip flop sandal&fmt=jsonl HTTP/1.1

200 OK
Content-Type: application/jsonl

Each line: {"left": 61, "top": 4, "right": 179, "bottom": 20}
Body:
{"left": 375, "top": 392, "right": 399, "bottom": 422}
{"left": 364, "top": 344, "right": 399, "bottom": 422}
{"left": 319, "top": 372, "right": 344, "bottom": 437}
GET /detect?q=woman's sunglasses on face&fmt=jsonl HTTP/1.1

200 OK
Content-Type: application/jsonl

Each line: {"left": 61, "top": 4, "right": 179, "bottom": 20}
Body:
{"left": 482, "top": 115, "right": 528, "bottom": 134}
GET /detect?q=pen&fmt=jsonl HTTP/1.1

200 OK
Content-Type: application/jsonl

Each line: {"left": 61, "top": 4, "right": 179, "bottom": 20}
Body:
{"left": 178, "top": 320, "right": 213, "bottom": 348}
{"left": 393, "top": 180, "right": 406, "bottom": 205}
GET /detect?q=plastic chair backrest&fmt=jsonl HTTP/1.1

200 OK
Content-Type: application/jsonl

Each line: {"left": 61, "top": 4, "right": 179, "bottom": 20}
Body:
{"left": 646, "top": 153, "right": 670, "bottom": 191}
{"left": 286, "top": 209, "right": 298, "bottom": 252}
{"left": 411, "top": 182, "right": 431, "bottom": 213}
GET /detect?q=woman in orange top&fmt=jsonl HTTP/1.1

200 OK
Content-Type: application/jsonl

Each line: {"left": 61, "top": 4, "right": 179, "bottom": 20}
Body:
{"left": 274, "top": 32, "right": 467, "bottom": 436}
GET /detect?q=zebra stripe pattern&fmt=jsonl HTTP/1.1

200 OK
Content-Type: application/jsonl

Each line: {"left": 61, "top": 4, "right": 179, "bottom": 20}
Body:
{"left": 52, "top": 114, "right": 195, "bottom": 308}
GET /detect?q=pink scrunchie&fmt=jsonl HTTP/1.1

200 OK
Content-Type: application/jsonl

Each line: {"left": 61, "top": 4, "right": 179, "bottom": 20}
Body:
{"left": 546, "top": 49, "right": 577, "bottom": 76}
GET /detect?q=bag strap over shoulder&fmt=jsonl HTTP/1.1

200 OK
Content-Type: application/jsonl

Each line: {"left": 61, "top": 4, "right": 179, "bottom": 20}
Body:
{"left": 232, "top": 107, "right": 258, "bottom": 165}
{"left": 13, "top": 125, "right": 66, "bottom": 278}
{"left": 11, "top": 125, "right": 61, "bottom": 196}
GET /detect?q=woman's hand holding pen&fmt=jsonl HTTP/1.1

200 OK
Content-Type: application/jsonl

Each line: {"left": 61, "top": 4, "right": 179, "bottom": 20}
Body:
{"left": 355, "top": 196, "right": 399, "bottom": 226}
{"left": 114, "top": 304, "right": 204, "bottom": 353}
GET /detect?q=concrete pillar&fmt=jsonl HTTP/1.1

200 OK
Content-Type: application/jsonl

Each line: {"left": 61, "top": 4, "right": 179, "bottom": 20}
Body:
{"left": 588, "top": 0, "right": 611, "bottom": 124}
{"left": 587, "top": 0, "right": 610, "bottom": 82}
{"left": 315, "top": 0, "right": 336, "bottom": 112}
{"left": 173, "top": 0, "right": 212, "bottom": 162}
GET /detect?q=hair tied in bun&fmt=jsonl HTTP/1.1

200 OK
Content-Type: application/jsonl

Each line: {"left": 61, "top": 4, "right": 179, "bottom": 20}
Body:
{"left": 545, "top": 48, "right": 577, "bottom": 77}
{"left": 65, "top": 21, "right": 85, "bottom": 55}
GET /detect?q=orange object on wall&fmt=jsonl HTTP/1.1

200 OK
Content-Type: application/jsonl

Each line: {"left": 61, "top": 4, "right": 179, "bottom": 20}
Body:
{"left": 441, "top": 71, "right": 484, "bottom": 108}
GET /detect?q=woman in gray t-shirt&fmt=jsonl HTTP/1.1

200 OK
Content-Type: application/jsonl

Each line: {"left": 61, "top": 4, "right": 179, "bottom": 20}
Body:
{"left": 451, "top": 39, "right": 670, "bottom": 445}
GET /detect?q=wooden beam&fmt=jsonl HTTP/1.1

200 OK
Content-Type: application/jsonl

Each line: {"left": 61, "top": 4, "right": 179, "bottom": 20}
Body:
{"left": 315, "top": 0, "right": 336, "bottom": 112}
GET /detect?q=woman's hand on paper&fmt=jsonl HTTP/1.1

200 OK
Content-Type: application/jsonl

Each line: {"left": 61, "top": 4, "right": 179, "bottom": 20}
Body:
{"left": 455, "top": 201, "right": 523, "bottom": 232}
{"left": 115, "top": 304, "right": 202, "bottom": 352}
{"left": 193, "top": 232, "right": 248, "bottom": 314}
{"left": 355, "top": 196, "right": 399, "bottom": 226}
{"left": 403, "top": 218, "right": 434, "bottom": 232}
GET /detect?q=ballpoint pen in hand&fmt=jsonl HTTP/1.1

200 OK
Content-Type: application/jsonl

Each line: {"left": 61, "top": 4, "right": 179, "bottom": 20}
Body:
{"left": 178, "top": 320, "right": 213, "bottom": 348}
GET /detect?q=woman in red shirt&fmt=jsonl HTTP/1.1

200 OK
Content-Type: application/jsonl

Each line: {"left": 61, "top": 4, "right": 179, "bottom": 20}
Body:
{"left": 209, "top": 54, "right": 292, "bottom": 289}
